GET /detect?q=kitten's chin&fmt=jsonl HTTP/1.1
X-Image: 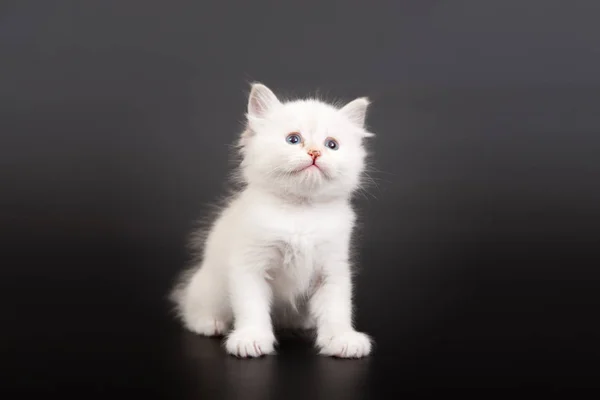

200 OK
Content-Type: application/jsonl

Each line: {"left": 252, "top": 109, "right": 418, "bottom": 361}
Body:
{"left": 251, "top": 175, "right": 352, "bottom": 202}
{"left": 245, "top": 166, "right": 355, "bottom": 200}
{"left": 291, "top": 160, "right": 333, "bottom": 177}
{"left": 293, "top": 163, "right": 324, "bottom": 174}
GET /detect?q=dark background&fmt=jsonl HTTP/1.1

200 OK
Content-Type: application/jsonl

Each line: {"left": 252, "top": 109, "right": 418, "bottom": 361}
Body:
{"left": 2, "top": 0, "right": 600, "bottom": 396}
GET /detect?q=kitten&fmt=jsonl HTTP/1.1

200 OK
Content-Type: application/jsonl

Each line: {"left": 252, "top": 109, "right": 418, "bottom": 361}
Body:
{"left": 170, "top": 83, "right": 375, "bottom": 358}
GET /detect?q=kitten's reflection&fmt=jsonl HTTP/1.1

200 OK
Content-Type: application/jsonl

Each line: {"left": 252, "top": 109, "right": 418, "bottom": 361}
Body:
{"left": 181, "top": 330, "right": 370, "bottom": 400}
{"left": 310, "top": 356, "right": 370, "bottom": 400}
{"left": 223, "top": 352, "right": 276, "bottom": 400}
{"left": 181, "top": 331, "right": 275, "bottom": 400}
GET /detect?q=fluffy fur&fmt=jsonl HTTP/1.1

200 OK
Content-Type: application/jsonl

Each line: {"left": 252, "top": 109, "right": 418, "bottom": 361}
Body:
{"left": 170, "top": 83, "right": 375, "bottom": 358}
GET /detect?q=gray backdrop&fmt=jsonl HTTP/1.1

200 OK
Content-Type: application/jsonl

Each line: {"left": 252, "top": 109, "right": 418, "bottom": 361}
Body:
{"left": 2, "top": 0, "right": 600, "bottom": 395}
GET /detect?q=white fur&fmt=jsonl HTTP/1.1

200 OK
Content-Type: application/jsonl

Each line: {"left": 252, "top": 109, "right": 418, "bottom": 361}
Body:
{"left": 170, "top": 83, "right": 375, "bottom": 359}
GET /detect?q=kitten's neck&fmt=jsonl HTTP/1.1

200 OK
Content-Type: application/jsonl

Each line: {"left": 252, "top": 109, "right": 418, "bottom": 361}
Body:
{"left": 246, "top": 182, "right": 350, "bottom": 207}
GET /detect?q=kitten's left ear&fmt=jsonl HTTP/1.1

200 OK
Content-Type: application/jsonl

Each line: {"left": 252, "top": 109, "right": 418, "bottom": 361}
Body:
{"left": 340, "top": 97, "right": 374, "bottom": 137}
{"left": 340, "top": 97, "right": 370, "bottom": 126}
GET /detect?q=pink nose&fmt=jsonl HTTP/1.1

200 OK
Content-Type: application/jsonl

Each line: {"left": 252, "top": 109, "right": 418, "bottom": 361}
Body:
{"left": 307, "top": 149, "right": 321, "bottom": 159}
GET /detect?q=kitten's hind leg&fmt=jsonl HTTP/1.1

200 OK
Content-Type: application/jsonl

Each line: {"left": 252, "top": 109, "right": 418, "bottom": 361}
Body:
{"left": 172, "top": 263, "right": 232, "bottom": 337}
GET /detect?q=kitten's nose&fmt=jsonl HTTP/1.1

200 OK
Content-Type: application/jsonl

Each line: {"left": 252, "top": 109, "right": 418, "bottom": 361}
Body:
{"left": 307, "top": 149, "right": 321, "bottom": 159}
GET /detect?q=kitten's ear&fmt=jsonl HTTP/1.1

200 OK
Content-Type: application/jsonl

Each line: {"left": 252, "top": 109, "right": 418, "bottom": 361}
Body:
{"left": 340, "top": 97, "right": 370, "bottom": 127}
{"left": 247, "top": 83, "right": 280, "bottom": 119}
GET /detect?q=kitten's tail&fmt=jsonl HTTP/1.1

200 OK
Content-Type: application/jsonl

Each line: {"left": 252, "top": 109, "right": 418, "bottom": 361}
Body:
{"left": 166, "top": 264, "right": 198, "bottom": 319}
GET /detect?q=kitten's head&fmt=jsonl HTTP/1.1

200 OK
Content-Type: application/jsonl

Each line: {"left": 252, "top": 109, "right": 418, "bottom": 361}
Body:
{"left": 238, "top": 83, "right": 374, "bottom": 201}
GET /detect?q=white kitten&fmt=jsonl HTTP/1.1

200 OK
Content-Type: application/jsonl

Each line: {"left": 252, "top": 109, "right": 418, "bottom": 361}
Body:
{"left": 170, "top": 83, "right": 375, "bottom": 358}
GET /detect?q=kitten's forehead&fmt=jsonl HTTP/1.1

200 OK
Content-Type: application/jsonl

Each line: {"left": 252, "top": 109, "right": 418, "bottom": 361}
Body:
{"left": 276, "top": 99, "right": 349, "bottom": 135}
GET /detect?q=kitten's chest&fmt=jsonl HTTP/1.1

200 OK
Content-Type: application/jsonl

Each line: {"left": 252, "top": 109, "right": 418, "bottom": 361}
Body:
{"left": 249, "top": 199, "right": 351, "bottom": 263}
{"left": 266, "top": 207, "right": 333, "bottom": 270}
{"left": 274, "top": 225, "right": 321, "bottom": 298}
{"left": 280, "top": 230, "right": 317, "bottom": 268}
{"left": 270, "top": 208, "right": 332, "bottom": 259}
{"left": 250, "top": 201, "right": 351, "bottom": 296}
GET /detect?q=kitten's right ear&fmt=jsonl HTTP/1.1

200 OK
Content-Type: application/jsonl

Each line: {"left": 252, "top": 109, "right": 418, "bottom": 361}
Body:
{"left": 247, "top": 83, "right": 280, "bottom": 119}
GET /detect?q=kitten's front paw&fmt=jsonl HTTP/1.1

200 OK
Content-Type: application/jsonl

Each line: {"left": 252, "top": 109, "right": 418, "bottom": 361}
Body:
{"left": 225, "top": 327, "right": 276, "bottom": 358}
{"left": 317, "top": 330, "right": 372, "bottom": 359}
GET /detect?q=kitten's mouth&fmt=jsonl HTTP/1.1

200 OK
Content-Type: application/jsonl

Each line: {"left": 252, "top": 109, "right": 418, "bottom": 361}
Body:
{"left": 293, "top": 163, "right": 331, "bottom": 180}
{"left": 296, "top": 162, "right": 322, "bottom": 173}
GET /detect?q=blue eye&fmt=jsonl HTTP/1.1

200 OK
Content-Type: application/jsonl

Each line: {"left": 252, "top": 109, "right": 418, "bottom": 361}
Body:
{"left": 286, "top": 133, "right": 302, "bottom": 144}
{"left": 325, "top": 138, "right": 339, "bottom": 150}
